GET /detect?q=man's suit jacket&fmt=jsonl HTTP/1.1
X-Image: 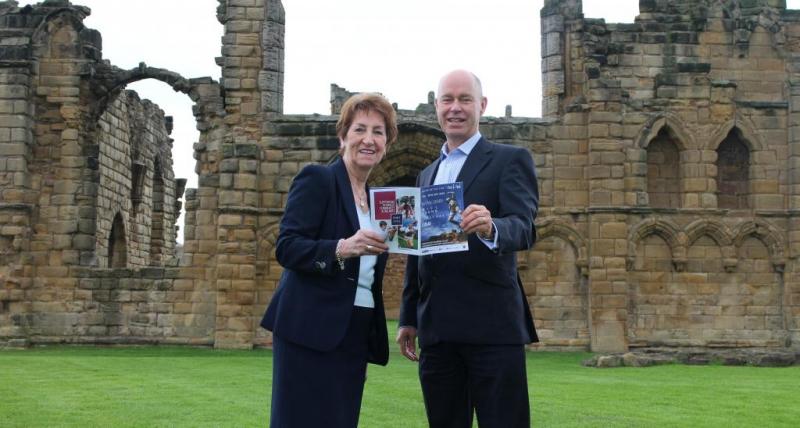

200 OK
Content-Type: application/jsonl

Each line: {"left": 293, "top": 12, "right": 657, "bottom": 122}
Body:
{"left": 261, "top": 158, "right": 390, "bottom": 365}
{"left": 399, "top": 137, "right": 539, "bottom": 348}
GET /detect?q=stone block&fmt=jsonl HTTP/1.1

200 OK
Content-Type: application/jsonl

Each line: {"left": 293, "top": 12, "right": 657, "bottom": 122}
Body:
{"left": 752, "top": 195, "right": 783, "bottom": 210}
{"left": 219, "top": 191, "right": 243, "bottom": 205}
{"left": 683, "top": 178, "right": 707, "bottom": 192}
{"left": 589, "top": 124, "right": 608, "bottom": 137}
{"left": 600, "top": 222, "right": 627, "bottom": 239}
{"left": 234, "top": 174, "right": 257, "bottom": 190}
{"left": 751, "top": 180, "right": 778, "bottom": 194}
{"left": 596, "top": 354, "right": 625, "bottom": 368}
{"left": 49, "top": 220, "right": 77, "bottom": 234}
{"left": 226, "top": 20, "right": 255, "bottom": 33}
{"left": 57, "top": 127, "right": 78, "bottom": 141}
{"left": 0, "top": 142, "right": 26, "bottom": 157}
{"left": 588, "top": 166, "right": 611, "bottom": 179}
{"left": 220, "top": 159, "right": 238, "bottom": 173}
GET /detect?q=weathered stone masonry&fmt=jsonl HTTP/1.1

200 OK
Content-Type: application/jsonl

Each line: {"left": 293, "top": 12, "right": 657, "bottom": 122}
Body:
{"left": 1, "top": 0, "right": 799, "bottom": 353}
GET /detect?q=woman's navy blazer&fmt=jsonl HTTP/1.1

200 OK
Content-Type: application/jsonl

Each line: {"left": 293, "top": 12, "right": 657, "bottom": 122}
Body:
{"left": 261, "top": 158, "right": 390, "bottom": 365}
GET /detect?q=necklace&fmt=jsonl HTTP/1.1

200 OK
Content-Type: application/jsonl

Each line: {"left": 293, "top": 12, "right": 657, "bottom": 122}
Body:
{"left": 352, "top": 186, "right": 367, "bottom": 210}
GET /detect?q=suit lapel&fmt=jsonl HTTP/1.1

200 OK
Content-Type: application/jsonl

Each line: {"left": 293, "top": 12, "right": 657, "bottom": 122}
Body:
{"left": 456, "top": 137, "right": 492, "bottom": 193}
{"left": 422, "top": 157, "right": 441, "bottom": 186}
{"left": 333, "top": 158, "right": 359, "bottom": 233}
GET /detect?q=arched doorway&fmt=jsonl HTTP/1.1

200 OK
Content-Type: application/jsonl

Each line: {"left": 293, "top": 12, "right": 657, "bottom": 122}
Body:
{"left": 368, "top": 124, "right": 443, "bottom": 317}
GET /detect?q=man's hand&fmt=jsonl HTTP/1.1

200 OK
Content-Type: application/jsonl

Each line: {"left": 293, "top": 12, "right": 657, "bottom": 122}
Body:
{"left": 395, "top": 326, "right": 419, "bottom": 362}
{"left": 461, "top": 204, "right": 494, "bottom": 238}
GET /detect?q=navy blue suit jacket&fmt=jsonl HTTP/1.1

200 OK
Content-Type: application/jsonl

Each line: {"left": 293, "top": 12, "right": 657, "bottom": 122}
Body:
{"left": 399, "top": 137, "right": 539, "bottom": 348}
{"left": 261, "top": 158, "right": 389, "bottom": 365}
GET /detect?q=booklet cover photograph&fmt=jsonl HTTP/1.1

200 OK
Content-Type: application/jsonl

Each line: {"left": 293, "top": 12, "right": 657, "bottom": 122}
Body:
{"left": 370, "top": 182, "right": 468, "bottom": 255}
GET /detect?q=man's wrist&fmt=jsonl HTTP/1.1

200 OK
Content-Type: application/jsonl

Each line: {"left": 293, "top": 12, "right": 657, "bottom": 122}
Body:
{"left": 478, "top": 224, "right": 495, "bottom": 241}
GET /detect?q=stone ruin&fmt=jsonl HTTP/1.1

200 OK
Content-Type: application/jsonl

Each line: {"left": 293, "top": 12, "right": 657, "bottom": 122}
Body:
{"left": 0, "top": 0, "right": 799, "bottom": 355}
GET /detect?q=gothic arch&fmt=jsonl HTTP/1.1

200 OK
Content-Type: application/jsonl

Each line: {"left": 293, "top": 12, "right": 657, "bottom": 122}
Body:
{"left": 684, "top": 219, "right": 734, "bottom": 247}
{"left": 109, "top": 66, "right": 197, "bottom": 100}
{"left": 534, "top": 217, "right": 588, "bottom": 276}
{"left": 397, "top": 122, "right": 445, "bottom": 139}
{"left": 685, "top": 219, "right": 737, "bottom": 270}
{"left": 367, "top": 122, "right": 443, "bottom": 186}
{"left": 627, "top": 218, "right": 687, "bottom": 270}
{"left": 635, "top": 113, "right": 695, "bottom": 151}
{"left": 732, "top": 219, "right": 786, "bottom": 271}
{"left": 30, "top": 7, "right": 91, "bottom": 59}
{"left": 720, "top": 3, "right": 787, "bottom": 58}
{"left": 88, "top": 66, "right": 223, "bottom": 127}
{"left": 707, "top": 117, "right": 764, "bottom": 153}
{"left": 108, "top": 211, "right": 127, "bottom": 269}
{"left": 635, "top": 113, "right": 692, "bottom": 209}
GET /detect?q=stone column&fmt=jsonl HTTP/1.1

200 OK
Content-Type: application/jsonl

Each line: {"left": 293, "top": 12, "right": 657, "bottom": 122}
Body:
{"left": 581, "top": 13, "right": 630, "bottom": 353}
{"left": 261, "top": 0, "right": 284, "bottom": 116}
{"left": 213, "top": 0, "right": 273, "bottom": 348}
{"left": 540, "top": 0, "right": 582, "bottom": 119}
{"left": 787, "top": 73, "right": 800, "bottom": 348}
{"left": 0, "top": 62, "right": 34, "bottom": 343}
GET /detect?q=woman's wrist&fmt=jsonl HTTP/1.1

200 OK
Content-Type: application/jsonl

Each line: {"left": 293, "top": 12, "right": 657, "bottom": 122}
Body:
{"left": 335, "top": 239, "right": 346, "bottom": 270}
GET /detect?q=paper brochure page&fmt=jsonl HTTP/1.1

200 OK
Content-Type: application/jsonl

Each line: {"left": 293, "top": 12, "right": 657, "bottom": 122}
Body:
{"left": 419, "top": 182, "right": 469, "bottom": 255}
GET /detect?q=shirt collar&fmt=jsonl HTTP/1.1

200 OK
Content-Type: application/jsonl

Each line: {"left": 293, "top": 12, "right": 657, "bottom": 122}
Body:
{"left": 440, "top": 132, "right": 482, "bottom": 159}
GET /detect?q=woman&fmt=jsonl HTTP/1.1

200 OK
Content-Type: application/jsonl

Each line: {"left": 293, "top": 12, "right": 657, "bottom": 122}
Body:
{"left": 260, "top": 93, "right": 398, "bottom": 427}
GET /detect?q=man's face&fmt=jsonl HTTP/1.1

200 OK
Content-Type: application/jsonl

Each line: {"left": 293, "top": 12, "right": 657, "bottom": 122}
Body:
{"left": 435, "top": 71, "right": 487, "bottom": 146}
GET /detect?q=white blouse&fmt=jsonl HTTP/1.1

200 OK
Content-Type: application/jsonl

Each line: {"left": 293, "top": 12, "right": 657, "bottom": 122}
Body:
{"left": 353, "top": 205, "right": 376, "bottom": 308}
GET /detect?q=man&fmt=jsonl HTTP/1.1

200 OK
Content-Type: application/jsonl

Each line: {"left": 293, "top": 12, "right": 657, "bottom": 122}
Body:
{"left": 397, "top": 70, "right": 539, "bottom": 428}
{"left": 446, "top": 192, "right": 461, "bottom": 226}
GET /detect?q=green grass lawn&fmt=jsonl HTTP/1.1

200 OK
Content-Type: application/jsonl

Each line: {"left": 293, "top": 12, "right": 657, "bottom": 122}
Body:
{"left": 2, "top": 331, "right": 799, "bottom": 427}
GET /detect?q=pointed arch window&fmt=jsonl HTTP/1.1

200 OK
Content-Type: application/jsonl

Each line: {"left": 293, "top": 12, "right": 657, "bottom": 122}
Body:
{"left": 716, "top": 130, "right": 750, "bottom": 209}
{"left": 647, "top": 129, "right": 681, "bottom": 208}
{"left": 108, "top": 213, "right": 127, "bottom": 268}
{"left": 150, "top": 158, "right": 165, "bottom": 265}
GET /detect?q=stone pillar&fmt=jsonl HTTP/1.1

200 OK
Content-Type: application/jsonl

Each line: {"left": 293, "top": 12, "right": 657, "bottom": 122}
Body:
{"left": 219, "top": 0, "right": 275, "bottom": 124}
{"left": 587, "top": 212, "right": 628, "bottom": 353}
{"left": 0, "top": 64, "right": 33, "bottom": 203}
{"left": 787, "top": 76, "right": 800, "bottom": 348}
{"left": 213, "top": 0, "right": 272, "bottom": 348}
{"left": 540, "top": 0, "right": 583, "bottom": 119}
{"left": 261, "top": 0, "right": 284, "bottom": 116}
{"left": 0, "top": 61, "right": 33, "bottom": 343}
{"left": 586, "top": 106, "right": 629, "bottom": 351}
{"left": 582, "top": 14, "right": 628, "bottom": 353}
{"left": 214, "top": 144, "right": 260, "bottom": 349}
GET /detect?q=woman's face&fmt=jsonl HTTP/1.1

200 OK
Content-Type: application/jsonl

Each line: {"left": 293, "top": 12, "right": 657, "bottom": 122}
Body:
{"left": 340, "top": 109, "right": 387, "bottom": 172}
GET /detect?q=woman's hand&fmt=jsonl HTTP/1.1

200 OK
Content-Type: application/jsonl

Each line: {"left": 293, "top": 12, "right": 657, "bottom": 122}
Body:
{"left": 340, "top": 229, "right": 389, "bottom": 257}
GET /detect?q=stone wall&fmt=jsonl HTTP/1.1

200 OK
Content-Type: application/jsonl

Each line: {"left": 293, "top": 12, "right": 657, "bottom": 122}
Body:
{"left": 1, "top": 0, "right": 799, "bottom": 352}
{"left": 535, "top": 0, "right": 798, "bottom": 351}
{"left": 0, "top": 0, "right": 224, "bottom": 347}
{"left": 95, "top": 91, "right": 177, "bottom": 269}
